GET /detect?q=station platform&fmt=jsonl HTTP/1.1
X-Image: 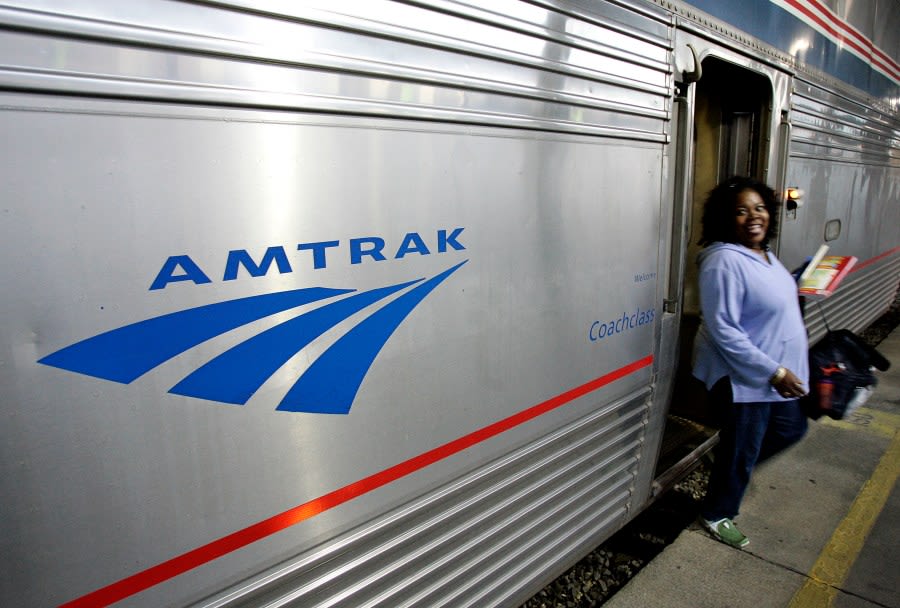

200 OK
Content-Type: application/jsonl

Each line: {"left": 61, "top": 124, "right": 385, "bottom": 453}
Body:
{"left": 605, "top": 328, "right": 900, "bottom": 608}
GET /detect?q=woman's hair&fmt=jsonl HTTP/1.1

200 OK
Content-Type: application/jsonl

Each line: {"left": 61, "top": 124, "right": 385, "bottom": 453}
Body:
{"left": 698, "top": 176, "right": 779, "bottom": 248}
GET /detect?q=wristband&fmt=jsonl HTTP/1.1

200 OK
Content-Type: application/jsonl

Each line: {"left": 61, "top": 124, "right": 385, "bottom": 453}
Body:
{"left": 770, "top": 366, "right": 787, "bottom": 385}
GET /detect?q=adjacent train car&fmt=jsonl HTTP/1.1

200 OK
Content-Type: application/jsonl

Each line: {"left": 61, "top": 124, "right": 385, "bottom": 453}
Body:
{"left": 0, "top": 1, "right": 896, "bottom": 607}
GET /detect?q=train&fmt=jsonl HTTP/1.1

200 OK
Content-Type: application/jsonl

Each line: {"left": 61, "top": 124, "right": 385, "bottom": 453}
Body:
{"left": 0, "top": 1, "right": 897, "bottom": 606}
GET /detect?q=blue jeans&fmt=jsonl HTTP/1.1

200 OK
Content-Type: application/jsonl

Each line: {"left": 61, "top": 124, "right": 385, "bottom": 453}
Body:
{"left": 701, "top": 378, "right": 808, "bottom": 521}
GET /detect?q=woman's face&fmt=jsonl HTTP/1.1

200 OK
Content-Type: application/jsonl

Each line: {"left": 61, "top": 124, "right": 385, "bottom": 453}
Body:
{"left": 733, "top": 188, "right": 769, "bottom": 249}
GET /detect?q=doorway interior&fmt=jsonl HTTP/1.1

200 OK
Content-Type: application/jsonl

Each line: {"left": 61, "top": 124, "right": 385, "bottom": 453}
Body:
{"left": 654, "top": 57, "right": 773, "bottom": 481}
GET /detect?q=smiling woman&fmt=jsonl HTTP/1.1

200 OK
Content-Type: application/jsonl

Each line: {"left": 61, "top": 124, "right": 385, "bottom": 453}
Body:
{"left": 691, "top": 176, "right": 809, "bottom": 548}
{"left": 698, "top": 177, "right": 780, "bottom": 253}
{"left": 733, "top": 189, "right": 769, "bottom": 253}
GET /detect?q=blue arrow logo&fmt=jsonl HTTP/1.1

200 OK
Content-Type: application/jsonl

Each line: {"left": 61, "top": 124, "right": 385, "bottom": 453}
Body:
{"left": 39, "top": 261, "right": 466, "bottom": 414}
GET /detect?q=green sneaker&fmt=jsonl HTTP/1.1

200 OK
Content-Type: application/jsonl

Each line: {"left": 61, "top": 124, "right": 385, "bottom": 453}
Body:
{"left": 701, "top": 517, "right": 749, "bottom": 548}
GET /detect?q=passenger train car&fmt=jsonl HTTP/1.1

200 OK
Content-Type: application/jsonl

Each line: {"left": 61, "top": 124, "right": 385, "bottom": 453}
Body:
{"left": 0, "top": 1, "right": 897, "bottom": 606}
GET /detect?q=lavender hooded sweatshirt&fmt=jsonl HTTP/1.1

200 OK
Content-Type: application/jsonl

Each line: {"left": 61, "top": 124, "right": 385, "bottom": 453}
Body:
{"left": 692, "top": 242, "right": 809, "bottom": 403}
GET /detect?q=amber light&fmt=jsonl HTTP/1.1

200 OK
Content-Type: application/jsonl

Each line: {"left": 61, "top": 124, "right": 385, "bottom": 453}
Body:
{"left": 785, "top": 187, "right": 804, "bottom": 212}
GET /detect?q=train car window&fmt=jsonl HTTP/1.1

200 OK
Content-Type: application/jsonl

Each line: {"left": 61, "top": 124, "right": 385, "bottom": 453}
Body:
{"left": 825, "top": 219, "right": 842, "bottom": 241}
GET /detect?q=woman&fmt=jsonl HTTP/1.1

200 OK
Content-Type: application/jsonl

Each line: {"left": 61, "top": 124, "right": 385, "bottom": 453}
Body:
{"left": 692, "top": 176, "right": 809, "bottom": 548}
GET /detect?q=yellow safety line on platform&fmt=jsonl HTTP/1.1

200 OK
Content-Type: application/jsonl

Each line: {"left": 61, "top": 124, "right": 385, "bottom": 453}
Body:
{"left": 788, "top": 424, "right": 900, "bottom": 607}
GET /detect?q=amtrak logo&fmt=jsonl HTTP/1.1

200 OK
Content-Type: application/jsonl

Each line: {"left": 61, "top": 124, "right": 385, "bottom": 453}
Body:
{"left": 39, "top": 261, "right": 466, "bottom": 414}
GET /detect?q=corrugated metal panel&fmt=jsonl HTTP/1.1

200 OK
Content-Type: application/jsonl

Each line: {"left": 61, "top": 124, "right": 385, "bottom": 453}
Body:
{"left": 0, "top": 0, "right": 673, "bottom": 140}
{"left": 788, "top": 75, "right": 900, "bottom": 344}
{"left": 201, "top": 391, "right": 649, "bottom": 607}
{"left": 790, "top": 77, "right": 900, "bottom": 166}
{"left": 806, "top": 254, "right": 900, "bottom": 345}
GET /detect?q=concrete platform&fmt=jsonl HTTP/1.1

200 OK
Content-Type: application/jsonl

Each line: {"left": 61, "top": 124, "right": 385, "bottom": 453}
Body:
{"left": 605, "top": 329, "right": 900, "bottom": 608}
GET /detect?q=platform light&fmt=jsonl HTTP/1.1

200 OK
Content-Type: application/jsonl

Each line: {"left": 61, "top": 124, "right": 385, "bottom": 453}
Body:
{"left": 786, "top": 187, "right": 804, "bottom": 210}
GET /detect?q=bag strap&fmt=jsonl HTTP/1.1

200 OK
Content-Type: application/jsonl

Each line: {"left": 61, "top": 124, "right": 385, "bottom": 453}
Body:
{"left": 814, "top": 299, "right": 832, "bottom": 333}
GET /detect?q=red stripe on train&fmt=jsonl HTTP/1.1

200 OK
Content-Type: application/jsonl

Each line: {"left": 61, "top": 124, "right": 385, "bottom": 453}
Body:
{"left": 852, "top": 246, "right": 900, "bottom": 274}
{"left": 60, "top": 355, "right": 654, "bottom": 607}
{"left": 785, "top": 0, "right": 900, "bottom": 80}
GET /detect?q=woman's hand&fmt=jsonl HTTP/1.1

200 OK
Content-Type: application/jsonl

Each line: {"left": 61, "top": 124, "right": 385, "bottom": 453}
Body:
{"left": 772, "top": 368, "right": 807, "bottom": 398}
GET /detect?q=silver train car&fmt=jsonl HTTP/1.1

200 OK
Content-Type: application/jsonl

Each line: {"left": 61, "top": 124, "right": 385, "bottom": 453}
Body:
{"left": 0, "top": 1, "right": 897, "bottom": 606}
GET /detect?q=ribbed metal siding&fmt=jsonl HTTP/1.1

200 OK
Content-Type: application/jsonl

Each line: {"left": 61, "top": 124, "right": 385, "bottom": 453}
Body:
{"left": 202, "top": 392, "right": 650, "bottom": 608}
{"left": 789, "top": 76, "right": 900, "bottom": 343}
{"left": 0, "top": 0, "right": 673, "bottom": 141}
{"left": 806, "top": 256, "right": 900, "bottom": 345}
{"left": 791, "top": 77, "right": 900, "bottom": 166}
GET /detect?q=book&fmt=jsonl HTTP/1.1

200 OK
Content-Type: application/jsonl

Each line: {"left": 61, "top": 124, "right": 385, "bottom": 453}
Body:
{"left": 798, "top": 246, "right": 857, "bottom": 296}
{"left": 797, "top": 244, "right": 830, "bottom": 283}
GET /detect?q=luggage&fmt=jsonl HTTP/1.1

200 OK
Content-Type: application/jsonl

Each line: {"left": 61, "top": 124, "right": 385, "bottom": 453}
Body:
{"left": 801, "top": 329, "right": 890, "bottom": 420}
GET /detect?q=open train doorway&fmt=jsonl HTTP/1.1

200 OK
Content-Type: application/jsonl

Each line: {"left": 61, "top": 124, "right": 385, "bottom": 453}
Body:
{"left": 654, "top": 57, "right": 774, "bottom": 491}
{"left": 682, "top": 58, "right": 773, "bottom": 346}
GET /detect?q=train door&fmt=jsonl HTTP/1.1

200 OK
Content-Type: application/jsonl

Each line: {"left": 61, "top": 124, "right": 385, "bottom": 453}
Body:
{"left": 674, "top": 57, "right": 773, "bottom": 419}
{"left": 651, "top": 48, "right": 783, "bottom": 495}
